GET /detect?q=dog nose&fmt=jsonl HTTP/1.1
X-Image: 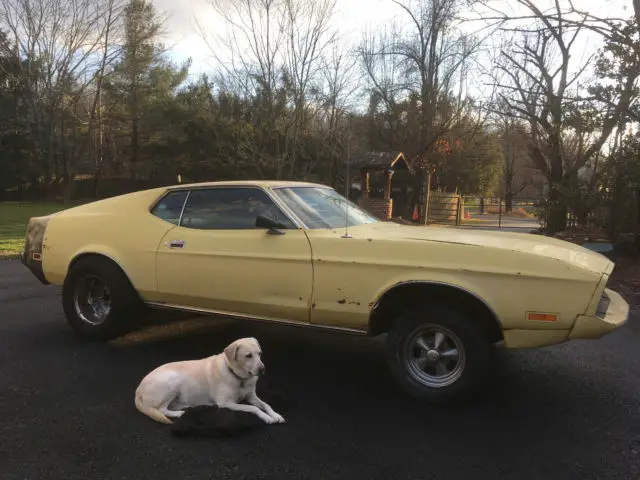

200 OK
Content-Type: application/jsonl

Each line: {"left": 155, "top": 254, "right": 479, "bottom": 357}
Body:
{"left": 258, "top": 365, "right": 265, "bottom": 375}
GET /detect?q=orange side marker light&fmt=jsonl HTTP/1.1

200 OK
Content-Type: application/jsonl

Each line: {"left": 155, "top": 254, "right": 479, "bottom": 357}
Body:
{"left": 527, "top": 312, "right": 558, "bottom": 322}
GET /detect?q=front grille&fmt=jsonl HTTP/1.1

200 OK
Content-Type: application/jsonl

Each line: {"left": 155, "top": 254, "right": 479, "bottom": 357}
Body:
{"left": 596, "top": 291, "right": 610, "bottom": 318}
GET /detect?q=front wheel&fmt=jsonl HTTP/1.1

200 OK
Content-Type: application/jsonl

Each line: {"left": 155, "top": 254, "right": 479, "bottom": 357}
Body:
{"left": 385, "top": 304, "right": 492, "bottom": 404}
{"left": 62, "top": 256, "right": 142, "bottom": 341}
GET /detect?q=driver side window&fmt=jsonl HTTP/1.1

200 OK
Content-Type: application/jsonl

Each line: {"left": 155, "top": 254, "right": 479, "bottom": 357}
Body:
{"left": 179, "top": 187, "right": 296, "bottom": 230}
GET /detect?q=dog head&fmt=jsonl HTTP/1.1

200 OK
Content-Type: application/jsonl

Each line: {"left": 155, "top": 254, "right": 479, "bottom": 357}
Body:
{"left": 224, "top": 337, "right": 265, "bottom": 378}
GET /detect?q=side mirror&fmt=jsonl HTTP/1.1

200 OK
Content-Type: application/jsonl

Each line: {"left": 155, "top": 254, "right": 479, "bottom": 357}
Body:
{"left": 255, "top": 215, "right": 286, "bottom": 235}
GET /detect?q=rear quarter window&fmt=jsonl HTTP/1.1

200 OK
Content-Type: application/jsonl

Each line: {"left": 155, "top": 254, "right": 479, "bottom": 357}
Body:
{"left": 150, "top": 190, "right": 189, "bottom": 225}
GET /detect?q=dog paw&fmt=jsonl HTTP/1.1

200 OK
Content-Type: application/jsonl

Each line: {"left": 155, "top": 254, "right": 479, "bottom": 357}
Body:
{"left": 270, "top": 412, "right": 285, "bottom": 424}
{"left": 262, "top": 415, "right": 278, "bottom": 424}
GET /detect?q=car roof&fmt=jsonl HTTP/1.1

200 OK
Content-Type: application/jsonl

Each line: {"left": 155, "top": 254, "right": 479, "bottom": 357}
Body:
{"left": 165, "top": 180, "right": 332, "bottom": 190}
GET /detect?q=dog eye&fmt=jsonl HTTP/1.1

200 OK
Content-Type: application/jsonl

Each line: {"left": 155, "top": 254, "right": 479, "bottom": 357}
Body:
{"left": 246, "top": 353, "right": 253, "bottom": 359}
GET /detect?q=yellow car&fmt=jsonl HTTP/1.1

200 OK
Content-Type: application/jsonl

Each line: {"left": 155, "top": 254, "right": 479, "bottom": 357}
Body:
{"left": 21, "top": 180, "right": 629, "bottom": 404}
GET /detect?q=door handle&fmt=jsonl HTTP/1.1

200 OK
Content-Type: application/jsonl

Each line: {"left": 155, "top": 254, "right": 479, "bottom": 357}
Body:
{"left": 166, "top": 240, "right": 185, "bottom": 249}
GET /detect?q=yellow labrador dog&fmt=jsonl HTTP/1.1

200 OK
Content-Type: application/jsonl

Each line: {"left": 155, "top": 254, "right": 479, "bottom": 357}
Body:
{"left": 134, "top": 337, "right": 285, "bottom": 425}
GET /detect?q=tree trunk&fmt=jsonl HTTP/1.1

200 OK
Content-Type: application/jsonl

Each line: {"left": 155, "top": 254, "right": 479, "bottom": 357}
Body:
{"left": 545, "top": 137, "right": 567, "bottom": 234}
{"left": 61, "top": 174, "right": 73, "bottom": 204}
{"left": 42, "top": 170, "right": 52, "bottom": 201}
{"left": 61, "top": 143, "right": 72, "bottom": 204}
{"left": 635, "top": 188, "right": 640, "bottom": 253}
{"left": 93, "top": 177, "right": 101, "bottom": 199}
{"left": 606, "top": 161, "right": 625, "bottom": 241}
{"left": 575, "top": 203, "right": 589, "bottom": 227}
{"left": 479, "top": 197, "right": 484, "bottom": 214}
{"left": 412, "top": 168, "right": 427, "bottom": 223}
{"left": 131, "top": 118, "right": 139, "bottom": 180}
{"left": 546, "top": 183, "right": 567, "bottom": 234}
{"left": 504, "top": 193, "right": 513, "bottom": 213}
{"left": 93, "top": 163, "right": 103, "bottom": 199}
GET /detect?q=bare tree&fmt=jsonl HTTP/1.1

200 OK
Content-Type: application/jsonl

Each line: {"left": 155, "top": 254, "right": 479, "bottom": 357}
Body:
{"left": 318, "top": 45, "right": 360, "bottom": 132}
{"left": 80, "top": 0, "right": 123, "bottom": 198}
{"left": 490, "top": 0, "right": 640, "bottom": 233}
{"left": 308, "top": 44, "right": 360, "bottom": 183}
{"left": 199, "top": 0, "right": 337, "bottom": 179}
{"left": 199, "top": 0, "right": 285, "bottom": 176}
{"left": 201, "top": 0, "right": 283, "bottom": 101}
{"left": 364, "top": 0, "right": 481, "bottom": 156}
{"left": 0, "top": 0, "right": 123, "bottom": 198}
{"left": 281, "top": 0, "right": 337, "bottom": 178}
{"left": 358, "top": 23, "right": 405, "bottom": 148}
{"left": 358, "top": 0, "right": 482, "bottom": 221}
{"left": 497, "top": 112, "right": 536, "bottom": 211}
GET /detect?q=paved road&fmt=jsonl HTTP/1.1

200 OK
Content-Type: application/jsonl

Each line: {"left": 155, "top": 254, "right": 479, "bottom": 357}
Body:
{"left": 2, "top": 260, "right": 640, "bottom": 480}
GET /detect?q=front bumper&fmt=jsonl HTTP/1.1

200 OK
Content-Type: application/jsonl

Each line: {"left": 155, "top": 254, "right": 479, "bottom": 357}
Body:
{"left": 568, "top": 288, "right": 629, "bottom": 340}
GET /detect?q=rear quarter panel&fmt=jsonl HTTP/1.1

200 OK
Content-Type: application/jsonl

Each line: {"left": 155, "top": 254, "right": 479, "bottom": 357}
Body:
{"left": 41, "top": 188, "right": 175, "bottom": 299}
{"left": 305, "top": 228, "right": 602, "bottom": 332}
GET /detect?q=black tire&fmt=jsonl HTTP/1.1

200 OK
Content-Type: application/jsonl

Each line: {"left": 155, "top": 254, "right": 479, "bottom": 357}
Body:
{"left": 385, "top": 304, "right": 492, "bottom": 405}
{"left": 62, "top": 255, "right": 142, "bottom": 341}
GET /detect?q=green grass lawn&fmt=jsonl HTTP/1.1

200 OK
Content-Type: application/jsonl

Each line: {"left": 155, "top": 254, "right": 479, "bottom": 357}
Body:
{"left": 0, "top": 202, "right": 71, "bottom": 258}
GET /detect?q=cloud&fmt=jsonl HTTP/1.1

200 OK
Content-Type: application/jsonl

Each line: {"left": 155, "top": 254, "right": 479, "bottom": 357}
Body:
{"left": 151, "top": 0, "right": 219, "bottom": 73}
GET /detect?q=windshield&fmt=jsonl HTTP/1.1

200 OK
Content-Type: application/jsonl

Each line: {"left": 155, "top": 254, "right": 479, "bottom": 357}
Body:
{"left": 272, "top": 186, "right": 379, "bottom": 229}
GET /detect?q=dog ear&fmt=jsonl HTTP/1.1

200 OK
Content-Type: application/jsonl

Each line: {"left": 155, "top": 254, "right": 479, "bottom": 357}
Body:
{"left": 224, "top": 341, "right": 239, "bottom": 363}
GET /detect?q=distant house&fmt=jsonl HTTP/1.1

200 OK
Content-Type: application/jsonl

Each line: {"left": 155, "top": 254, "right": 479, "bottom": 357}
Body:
{"left": 343, "top": 151, "right": 413, "bottom": 219}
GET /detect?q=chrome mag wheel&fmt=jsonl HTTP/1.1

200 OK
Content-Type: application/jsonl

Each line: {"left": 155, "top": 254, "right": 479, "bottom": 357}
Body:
{"left": 73, "top": 275, "right": 112, "bottom": 326}
{"left": 404, "top": 324, "right": 466, "bottom": 388}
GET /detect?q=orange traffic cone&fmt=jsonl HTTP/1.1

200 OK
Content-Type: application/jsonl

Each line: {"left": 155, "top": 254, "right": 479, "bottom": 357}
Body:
{"left": 412, "top": 205, "right": 419, "bottom": 221}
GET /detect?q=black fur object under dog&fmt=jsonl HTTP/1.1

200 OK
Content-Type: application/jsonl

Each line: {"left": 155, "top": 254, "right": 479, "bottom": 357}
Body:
{"left": 170, "top": 390, "right": 289, "bottom": 438}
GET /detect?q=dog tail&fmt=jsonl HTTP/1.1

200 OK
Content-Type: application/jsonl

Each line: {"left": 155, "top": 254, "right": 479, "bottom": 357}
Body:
{"left": 134, "top": 391, "right": 173, "bottom": 425}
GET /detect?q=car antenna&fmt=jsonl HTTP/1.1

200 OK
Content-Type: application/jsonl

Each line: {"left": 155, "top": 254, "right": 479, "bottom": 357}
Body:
{"left": 342, "top": 113, "right": 352, "bottom": 239}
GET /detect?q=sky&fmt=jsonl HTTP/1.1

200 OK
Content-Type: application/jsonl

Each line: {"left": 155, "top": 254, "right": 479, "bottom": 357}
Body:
{"left": 151, "top": 0, "right": 632, "bottom": 80}
{"left": 152, "top": 0, "right": 403, "bottom": 77}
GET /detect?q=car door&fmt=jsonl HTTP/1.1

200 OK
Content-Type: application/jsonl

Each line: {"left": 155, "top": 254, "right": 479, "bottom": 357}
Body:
{"left": 154, "top": 186, "right": 313, "bottom": 324}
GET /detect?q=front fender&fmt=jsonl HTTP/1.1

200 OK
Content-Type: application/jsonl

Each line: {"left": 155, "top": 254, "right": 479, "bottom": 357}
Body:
{"left": 367, "top": 267, "right": 597, "bottom": 332}
{"left": 369, "top": 274, "right": 502, "bottom": 324}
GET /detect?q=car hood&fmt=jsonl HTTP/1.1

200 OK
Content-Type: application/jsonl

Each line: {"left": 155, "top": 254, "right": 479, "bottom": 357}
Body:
{"left": 348, "top": 222, "right": 614, "bottom": 276}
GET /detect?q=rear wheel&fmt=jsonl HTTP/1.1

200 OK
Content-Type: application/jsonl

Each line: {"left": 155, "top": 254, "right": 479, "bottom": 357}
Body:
{"left": 62, "top": 256, "right": 142, "bottom": 341}
{"left": 385, "top": 304, "right": 492, "bottom": 404}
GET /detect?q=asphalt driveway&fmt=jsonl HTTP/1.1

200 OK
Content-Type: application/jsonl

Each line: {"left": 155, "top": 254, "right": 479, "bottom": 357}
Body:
{"left": 1, "top": 259, "right": 639, "bottom": 480}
